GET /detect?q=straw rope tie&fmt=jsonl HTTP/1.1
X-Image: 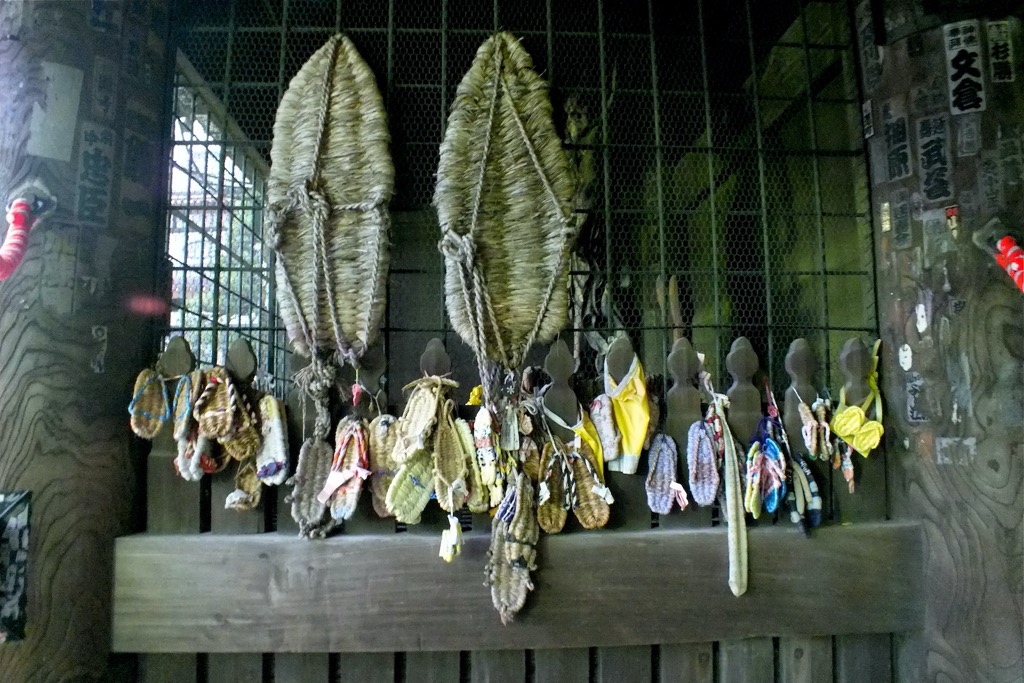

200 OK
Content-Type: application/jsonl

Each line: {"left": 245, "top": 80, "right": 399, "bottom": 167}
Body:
{"left": 294, "top": 359, "right": 336, "bottom": 441}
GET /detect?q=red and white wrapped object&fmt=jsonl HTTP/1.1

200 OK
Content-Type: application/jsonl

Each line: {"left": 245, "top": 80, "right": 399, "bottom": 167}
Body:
{"left": 0, "top": 198, "right": 35, "bottom": 281}
{"left": 994, "top": 235, "right": 1024, "bottom": 293}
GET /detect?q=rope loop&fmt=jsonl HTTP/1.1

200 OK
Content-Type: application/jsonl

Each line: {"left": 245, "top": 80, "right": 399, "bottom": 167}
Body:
{"left": 295, "top": 358, "right": 337, "bottom": 402}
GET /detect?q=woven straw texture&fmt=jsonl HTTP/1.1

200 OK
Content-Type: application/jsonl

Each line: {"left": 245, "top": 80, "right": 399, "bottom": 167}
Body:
{"left": 193, "top": 367, "right": 236, "bottom": 440}
{"left": 571, "top": 442, "right": 610, "bottom": 530}
{"left": 536, "top": 442, "right": 566, "bottom": 534}
{"left": 485, "top": 473, "right": 538, "bottom": 624}
{"left": 130, "top": 369, "right": 167, "bottom": 439}
{"left": 457, "top": 418, "right": 490, "bottom": 513}
{"left": 435, "top": 32, "right": 575, "bottom": 401}
{"left": 433, "top": 402, "right": 468, "bottom": 513}
{"left": 226, "top": 460, "right": 261, "bottom": 511}
{"left": 392, "top": 376, "right": 455, "bottom": 463}
{"left": 520, "top": 437, "right": 542, "bottom": 483}
{"left": 367, "top": 414, "right": 398, "bottom": 518}
{"left": 385, "top": 449, "right": 434, "bottom": 525}
{"left": 267, "top": 34, "right": 392, "bottom": 364}
{"left": 287, "top": 439, "right": 337, "bottom": 538}
{"left": 328, "top": 417, "right": 368, "bottom": 521}
{"left": 172, "top": 369, "right": 204, "bottom": 441}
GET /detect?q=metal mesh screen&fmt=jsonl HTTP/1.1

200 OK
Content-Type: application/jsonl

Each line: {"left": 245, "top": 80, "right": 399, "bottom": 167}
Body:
{"left": 164, "top": 54, "right": 288, "bottom": 395}
{"left": 174, "top": 0, "right": 875, "bottom": 399}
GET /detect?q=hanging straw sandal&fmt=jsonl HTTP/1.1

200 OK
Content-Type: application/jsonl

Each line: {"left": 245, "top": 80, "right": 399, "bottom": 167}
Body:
{"left": 519, "top": 436, "right": 542, "bottom": 483}
{"left": 589, "top": 394, "right": 620, "bottom": 464}
{"left": 317, "top": 416, "right": 370, "bottom": 522}
{"left": 193, "top": 367, "right": 238, "bottom": 440}
{"left": 569, "top": 441, "right": 610, "bottom": 530}
{"left": 392, "top": 376, "right": 456, "bottom": 464}
{"left": 219, "top": 391, "right": 262, "bottom": 462}
{"left": 536, "top": 441, "right": 567, "bottom": 534}
{"left": 172, "top": 370, "right": 204, "bottom": 441}
{"left": 436, "top": 32, "right": 577, "bottom": 407}
{"left": 285, "top": 438, "right": 338, "bottom": 539}
{"left": 255, "top": 396, "right": 289, "bottom": 486}
{"left": 170, "top": 370, "right": 205, "bottom": 480}
{"left": 433, "top": 400, "right": 468, "bottom": 513}
{"left": 225, "top": 459, "right": 262, "bottom": 511}
{"left": 456, "top": 417, "right": 490, "bottom": 514}
{"left": 385, "top": 448, "right": 434, "bottom": 525}
{"left": 367, "top": 413, "right": 398, "bottom": 518}
{"left": 687, "top": 420, "right": 719, "bottom": 507}
{"left": 129, "top": 369, "right": 170, "bottom": 439}
{"left": 485, "top": 472, "right": 538, "bottom": 624}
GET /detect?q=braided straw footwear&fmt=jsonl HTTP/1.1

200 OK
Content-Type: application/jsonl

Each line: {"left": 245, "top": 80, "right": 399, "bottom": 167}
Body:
{"left": 570, "top": 441, "right": 609, "bottom": 530}
{"left": 436, "top": 32, "right": 576, "bottom": 405}
{"left": 172, "top": 369, "right": 204, "bottom": 441}
{"left": 385, "top": 449, "right": 434, "bottom": 525}
{"left": 433, "top": 401, "right": 468, "bottom": 513}
{"left": 193, "top": 367, "right": 237, "bottom": 440}
{"left": 129, "top": 369, "right": 169, "bottom": 439}
{"left": 367, "top": 413, "right": 398, "bottom": 518}
{"left": 485, "top": 473, "right": 538, "bottom": 624}
{"left": 536, "top": 442, "right": 567, "bottom": 534}
{"left": 457, "top": 417, "right": 490, "bottom": 514}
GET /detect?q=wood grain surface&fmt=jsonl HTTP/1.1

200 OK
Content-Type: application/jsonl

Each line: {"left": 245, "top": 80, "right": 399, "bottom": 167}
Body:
{"left": 112, "top": 522, "right": 922, "bottom": 653}
{"left": 861, "top": 15, "right": 1024, "bottom": 683}
{"left": 0, "top": 1, "right": 171, "bottom": 681}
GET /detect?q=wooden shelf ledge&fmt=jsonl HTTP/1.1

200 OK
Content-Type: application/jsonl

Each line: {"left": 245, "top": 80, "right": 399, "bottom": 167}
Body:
{"left": 112, "top": 521, "right": 922, "bottom": 653}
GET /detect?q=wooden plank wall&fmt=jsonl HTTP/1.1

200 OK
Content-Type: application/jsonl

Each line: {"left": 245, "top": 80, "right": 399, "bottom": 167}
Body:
{"left": 858, "top": 6, "right": 1024, "bottom": 683}
{"left": 0, "top": 1, "right": 172, "bottom": 681}
{"left": 127, "top": 344, "right": 916, "bottom": 683}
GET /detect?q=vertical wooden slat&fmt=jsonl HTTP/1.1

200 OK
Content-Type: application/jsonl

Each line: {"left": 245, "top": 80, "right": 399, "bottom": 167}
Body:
{"left": 660, "top": 642, "right": 713, "bottom": 683}
{"left": 656, "top": 344, "right": 714, "bottom": 683}
{"left": 660, "top": 337, "right": 713, "bottom": 530}
{"left": 470, "top": 650, "right": 525, "bottom": 683}
{"left": 207, "top": 654, "right": 263, "bottom": 683}
{"left": 835, "top": 634, "right": 891, "bottom": 683}
{"left": 717, "top": 639, "right": 773, "bottom": 683}
{"left": 778, "top": 343, "right": 834, "bottom": 683}
{"left": 778, "top": 637, "right": 832, "bottom": 683}
{"left": 336, "top": 653, "right": 395, "bottom": 683}
{"left": 142, "top": 339, "right": 199, "bottom": 683}
{"left": 719, "top": 338, "right": 774, "bottom": 680}
{"left": 140, "top": 654, "right": 197, "bottom": 683}
{"left": 404, "top": 652, "right": 461, "bottom": 683}
{"left": 832, "top": 337, "right": 891, "bottom": 683}
{"left": 208, "top": 341, "right": 266, "bottom": 680}
{"left": 596, "top": 645, "right": 651, "bottom": 683}
{"left": 274, "top": 654, "right": 331, "bottom": 683}
{"left": 598, "top": 338, "right": 655, "bottom": 682}
{"left": 534, "top": 648, "right": 588, "bottom": 683}
{"left": 267, "top": 357, "right": 333, "bottom": 682}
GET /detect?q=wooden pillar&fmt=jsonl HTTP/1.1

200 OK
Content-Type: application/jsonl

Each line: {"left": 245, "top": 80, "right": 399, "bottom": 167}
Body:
{"left": 0, "top": 1, "right": 171, "bottom": 680}
{"left": 858, "top": 3, "right": 1024, "bottom": 681}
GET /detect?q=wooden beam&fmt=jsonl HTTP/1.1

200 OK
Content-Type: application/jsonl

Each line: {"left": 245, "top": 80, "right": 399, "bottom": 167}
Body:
{"left": 112, "top": 522, "right": 923, "bottom": 653}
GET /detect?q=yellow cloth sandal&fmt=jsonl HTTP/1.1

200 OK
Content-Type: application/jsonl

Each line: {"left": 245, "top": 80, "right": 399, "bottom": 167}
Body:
{"left": 831, "top": 340, "right": 884, "bottom": 457}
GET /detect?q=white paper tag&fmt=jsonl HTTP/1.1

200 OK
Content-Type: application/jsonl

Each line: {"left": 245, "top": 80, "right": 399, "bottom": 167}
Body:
{"left": 538, "top": 481, "right": 551, "bottom": 506}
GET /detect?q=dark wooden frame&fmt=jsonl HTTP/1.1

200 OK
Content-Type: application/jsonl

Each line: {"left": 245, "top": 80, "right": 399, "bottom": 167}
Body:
{"left": 112, "top": 521, "right": 922, "bottom": 653}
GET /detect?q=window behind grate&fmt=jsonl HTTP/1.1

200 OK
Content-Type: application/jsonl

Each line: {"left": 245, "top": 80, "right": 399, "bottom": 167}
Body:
{"left": 164, "top": 53, "right": 288, "bottom": 395}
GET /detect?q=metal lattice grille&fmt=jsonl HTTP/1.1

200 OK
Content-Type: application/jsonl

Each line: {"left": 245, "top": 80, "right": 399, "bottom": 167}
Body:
{"left": 164, "top": 54, "right": 288, "bottom": 394}
{"left": 176, "top": 0, "right": 875, "bottom": 399}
